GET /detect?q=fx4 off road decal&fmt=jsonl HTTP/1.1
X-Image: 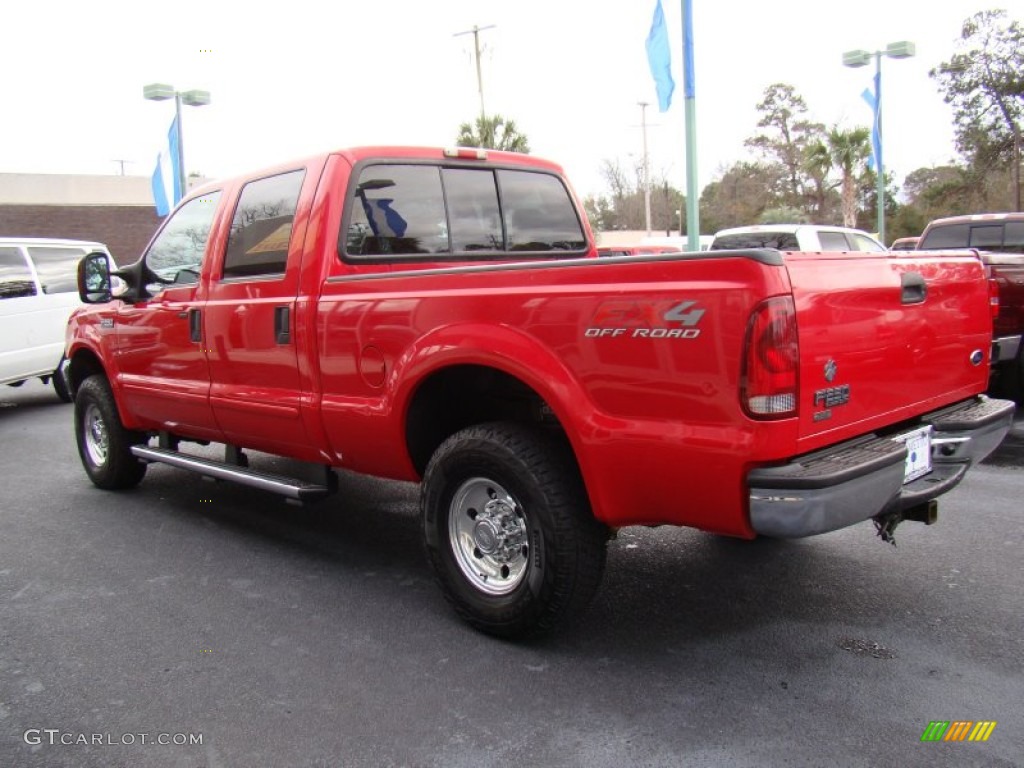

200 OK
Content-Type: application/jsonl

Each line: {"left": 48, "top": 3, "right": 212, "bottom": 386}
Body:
{"left": 585, "top": 300, "right": 705, "bottom": 339}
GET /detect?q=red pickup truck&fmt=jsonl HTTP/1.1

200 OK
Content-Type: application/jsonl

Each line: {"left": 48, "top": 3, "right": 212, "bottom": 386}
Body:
{"left": 64, "top": 147, "right": 1014, "bottom": 638}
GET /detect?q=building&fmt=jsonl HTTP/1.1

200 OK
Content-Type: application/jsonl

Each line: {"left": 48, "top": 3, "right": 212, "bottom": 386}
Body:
{"left": 0, "top": 173, "right": 163, "bottom": 265}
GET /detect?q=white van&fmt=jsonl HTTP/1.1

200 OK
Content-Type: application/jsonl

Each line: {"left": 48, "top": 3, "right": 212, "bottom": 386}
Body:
{"left": 0, "top": 237, "right": 113, "bottom": 401}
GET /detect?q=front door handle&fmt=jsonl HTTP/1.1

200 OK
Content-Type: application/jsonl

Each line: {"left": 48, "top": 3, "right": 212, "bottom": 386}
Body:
{"left": 189, "top": 308, "right": 202, "bottom": 342}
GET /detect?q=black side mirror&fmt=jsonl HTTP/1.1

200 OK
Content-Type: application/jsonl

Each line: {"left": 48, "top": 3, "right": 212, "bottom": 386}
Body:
{"left": 77, "top": 252, "right": 112, "bottom": 303}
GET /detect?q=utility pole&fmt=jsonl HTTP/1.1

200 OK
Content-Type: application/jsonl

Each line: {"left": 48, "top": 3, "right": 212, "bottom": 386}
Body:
{"left": 112, "top": 160, "right": 132, "bottom": 176}
{"left": 454, "top": 24, "right": 496, "bottom": 126}
{"left": 638, "top": 101, "right": 652, "bottom": 236}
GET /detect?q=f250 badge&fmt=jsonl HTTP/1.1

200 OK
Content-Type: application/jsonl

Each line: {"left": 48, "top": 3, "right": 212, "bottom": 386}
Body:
{"left": 813, "top": 358, "right": 850, "bottom": 421}
{"left": 585, "top": 300, "right": 705, "bottom": 339}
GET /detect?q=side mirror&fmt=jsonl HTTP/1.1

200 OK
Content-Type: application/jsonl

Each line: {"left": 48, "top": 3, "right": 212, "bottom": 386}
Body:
{"left": 77, "top": 252, "right": 112, "bottom": 303}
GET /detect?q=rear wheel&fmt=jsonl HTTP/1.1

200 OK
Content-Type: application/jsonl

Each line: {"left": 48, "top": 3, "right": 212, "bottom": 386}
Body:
{"left": 74, "top": 375, "right": 147, "bottom": 489}
{"left": 422, "top": 422, "right": 607, "bottom": 639}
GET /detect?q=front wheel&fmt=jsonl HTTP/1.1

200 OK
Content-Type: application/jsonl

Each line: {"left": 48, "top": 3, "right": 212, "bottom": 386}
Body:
{"left": 422, "top": 422, "right": 607, "bottom": 639}
{"left": 74, "top": 375, "right": 147, "bottom": 489}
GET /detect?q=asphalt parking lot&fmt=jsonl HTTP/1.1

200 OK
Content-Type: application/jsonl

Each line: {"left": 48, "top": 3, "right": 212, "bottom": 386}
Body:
{"left": 1, "top": 379, "right": 1021, "bottom": 767}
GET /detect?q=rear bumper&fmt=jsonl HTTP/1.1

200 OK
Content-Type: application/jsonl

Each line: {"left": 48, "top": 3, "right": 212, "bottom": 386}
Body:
{"left": 748, "top": 396, "right": 1016, "bottom": 538}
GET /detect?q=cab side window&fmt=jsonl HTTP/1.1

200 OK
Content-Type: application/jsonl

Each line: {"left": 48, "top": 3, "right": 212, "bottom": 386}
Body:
{"left": 818, "top": 231, "right": 849, "bottom": 251}
{"left": 145, "top": 192, "right": 222, "bottom": 287}
{"left": 26, "top": 246, "right": 91, "bottom": 294}
{"left": 498, "top": 169, "right": 585, "bottom": 252}
{"left": 850, "top": 233, "right": 885, "bottom": 252}
{"left": 345, "top": 165, "right": 448, "bottom": 257}
{"left": 0, "top": 247, "right": 36, "bottom": 299}
{"left": 222, "top": 169, "right": 306, "bottom": 279}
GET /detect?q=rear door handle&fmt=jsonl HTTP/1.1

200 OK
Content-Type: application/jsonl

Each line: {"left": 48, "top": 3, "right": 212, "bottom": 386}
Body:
{"left": 901, "top": 272, "right": 927, "bottom": 305}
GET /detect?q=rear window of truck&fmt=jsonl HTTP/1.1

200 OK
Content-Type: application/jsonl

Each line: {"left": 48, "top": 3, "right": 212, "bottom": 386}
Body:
{"left": 710, "top": 233, "right": 800, "bottom": 250}
{"left": 920, "top": 220, "right": 1024, "bottom": 252}
{"left": 341, "top": 164, "right": 586, "bottom": 260}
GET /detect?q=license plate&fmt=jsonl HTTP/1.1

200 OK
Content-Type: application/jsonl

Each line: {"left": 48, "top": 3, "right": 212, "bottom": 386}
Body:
{"left": 894, "top": 426, "right": 933, "bottom": 483}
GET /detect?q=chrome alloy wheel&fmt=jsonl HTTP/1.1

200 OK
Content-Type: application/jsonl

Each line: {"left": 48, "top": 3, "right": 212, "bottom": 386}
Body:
{"left": 448, "top": 477, "right": 530, "bottom": 596}
{"left": 83, "top": 402, "right": 109, "bottom": 467}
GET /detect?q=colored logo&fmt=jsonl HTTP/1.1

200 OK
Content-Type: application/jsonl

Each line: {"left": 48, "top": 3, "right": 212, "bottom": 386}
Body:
{"left": 920, "top": 721, "right": 997, "bottom": 742}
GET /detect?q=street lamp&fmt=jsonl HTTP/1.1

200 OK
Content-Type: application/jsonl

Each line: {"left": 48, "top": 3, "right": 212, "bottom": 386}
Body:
{"left": 842, "top": 41, "right": 915, "bottom": 246}
{"left": 143, "top": 83, "right": 211, "bottom": 199}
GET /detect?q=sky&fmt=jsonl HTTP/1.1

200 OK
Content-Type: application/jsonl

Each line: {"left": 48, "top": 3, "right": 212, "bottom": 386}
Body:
{"left": 2, "top": 0, "right": 1021, "bottom": 203}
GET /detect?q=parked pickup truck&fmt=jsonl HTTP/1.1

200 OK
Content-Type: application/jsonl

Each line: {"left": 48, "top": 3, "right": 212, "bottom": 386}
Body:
{"left": 917, "top": 213, "right": 1024, "bottom": 402}
{"left": 64, "top": 146, "right": 1015, "bottom": 638}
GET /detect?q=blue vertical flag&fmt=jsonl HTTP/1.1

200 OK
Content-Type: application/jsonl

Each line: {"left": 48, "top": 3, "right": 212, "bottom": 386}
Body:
{"left": 646, "top": 0, "right": 675, "bottom": 112}
{"left": 151, "top": 116, "right": 182, "bottom": 216}
{"left": 861, "top": 74, "right": 881, "bottom": 172}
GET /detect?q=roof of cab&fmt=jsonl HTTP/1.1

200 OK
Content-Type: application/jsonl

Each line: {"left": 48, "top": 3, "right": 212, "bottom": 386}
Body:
{"left": 184, "top": 146, "right": 562, "bottom": 202}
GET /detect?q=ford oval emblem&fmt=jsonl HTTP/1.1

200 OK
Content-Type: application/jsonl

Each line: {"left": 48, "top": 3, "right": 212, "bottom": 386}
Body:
{"left": 824, "top": 358, "right": 837, "bottom": 382}
{"left": 969, "top": 349, "right": 984, "bottom": 366}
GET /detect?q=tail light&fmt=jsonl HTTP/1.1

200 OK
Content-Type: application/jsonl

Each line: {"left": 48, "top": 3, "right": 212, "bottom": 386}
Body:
{"left": 988, "top": 278, "right": 1000, "bottom": 321}
{"left": 742, "top": 296, "right": 799, "bottom": 419}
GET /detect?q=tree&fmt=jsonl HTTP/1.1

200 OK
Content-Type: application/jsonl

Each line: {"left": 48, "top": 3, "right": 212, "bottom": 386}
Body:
{"left": 807, "top": 127, "right": 871, "bottom": 227}
{"left": 585, "top": 159, "right": 685, "bottom": 233}
{"left": 699, "top": 161, "right": 787, "bottom": 233}
{"left": 745, "top": 83, "right": 826, "bottom": 210}
{"left": 759, "top": 206, "right": 810, "bottom": 225}
{"left": 930, "top": 9, "right": 1024, "bottom": 209}
{"left": 455, "top": 115, "right": 531, "bottom": 153}
{"left": 803, "top": 140, "right": 835, "bottom": 222}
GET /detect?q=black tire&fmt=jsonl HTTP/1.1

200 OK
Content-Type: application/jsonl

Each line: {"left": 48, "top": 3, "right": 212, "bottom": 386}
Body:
{"left": 74, "top": 375, "right": 148, "bottom": 489}
{"left": 990, "top": 349, "right": 1024, "bottom": 405}
{"left": 1012, "top": 348, "right": 1024, "bottom": 406}
{"left": 422, "top": 422, "right": 607, "bottom": 639}
{"left": 52, "top": 360, "right": 71, "bottom": 403}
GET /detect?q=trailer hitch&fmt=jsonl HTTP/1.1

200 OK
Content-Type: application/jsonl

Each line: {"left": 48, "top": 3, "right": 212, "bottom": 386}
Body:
{"left": 873, "top": 500, "right": 938, "bottom": 546}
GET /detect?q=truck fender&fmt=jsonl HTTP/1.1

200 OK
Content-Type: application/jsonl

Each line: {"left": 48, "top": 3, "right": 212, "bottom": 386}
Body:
{"left": 391, "top": 322, "right": 608, "bottom": 513}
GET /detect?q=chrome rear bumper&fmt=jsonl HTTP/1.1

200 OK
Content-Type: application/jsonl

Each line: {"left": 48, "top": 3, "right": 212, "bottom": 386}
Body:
{"left": 748, "top": 396, "right": 1016, "bottom": 538}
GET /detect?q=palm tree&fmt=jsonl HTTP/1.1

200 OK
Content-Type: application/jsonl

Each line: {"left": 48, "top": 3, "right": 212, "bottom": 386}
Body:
{"left": 814, "top": 127, "right": 871, "bottom": 227}
{"left": 455, "top": 115, "right": 530, "bottom": 153}
{"left": 803, "top": 140, "right": 833, "bottom": 221}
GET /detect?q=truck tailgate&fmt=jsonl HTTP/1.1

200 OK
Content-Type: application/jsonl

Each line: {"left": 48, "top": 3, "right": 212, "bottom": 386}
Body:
{"left": 782, "top": 251, "right": 992, "bottom": 447}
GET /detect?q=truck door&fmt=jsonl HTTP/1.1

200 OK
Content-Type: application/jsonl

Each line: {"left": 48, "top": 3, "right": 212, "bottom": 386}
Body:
{"left": 203, "top": 168, "right": 315, "bottom": 458}
{"left": 115, "top": 191, "right": 225, "bottom": 441}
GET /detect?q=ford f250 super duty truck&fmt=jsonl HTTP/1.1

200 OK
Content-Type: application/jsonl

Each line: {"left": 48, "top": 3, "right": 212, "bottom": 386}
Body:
{"left": 64, "top": 146, "right": 1015, "bottom": 638}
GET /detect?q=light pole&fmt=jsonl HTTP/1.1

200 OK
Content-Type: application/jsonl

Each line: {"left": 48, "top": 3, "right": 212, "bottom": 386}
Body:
{"left": 842, "top": 41, "right": 914, "bottom": 245}
{"left": 143, "top": 83, "right": 211, "bottom": 198}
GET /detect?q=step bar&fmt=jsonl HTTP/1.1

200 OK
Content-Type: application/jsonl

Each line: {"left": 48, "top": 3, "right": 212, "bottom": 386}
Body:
{"left": 131, "top": 445, "right": 336, "bottom": 503}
